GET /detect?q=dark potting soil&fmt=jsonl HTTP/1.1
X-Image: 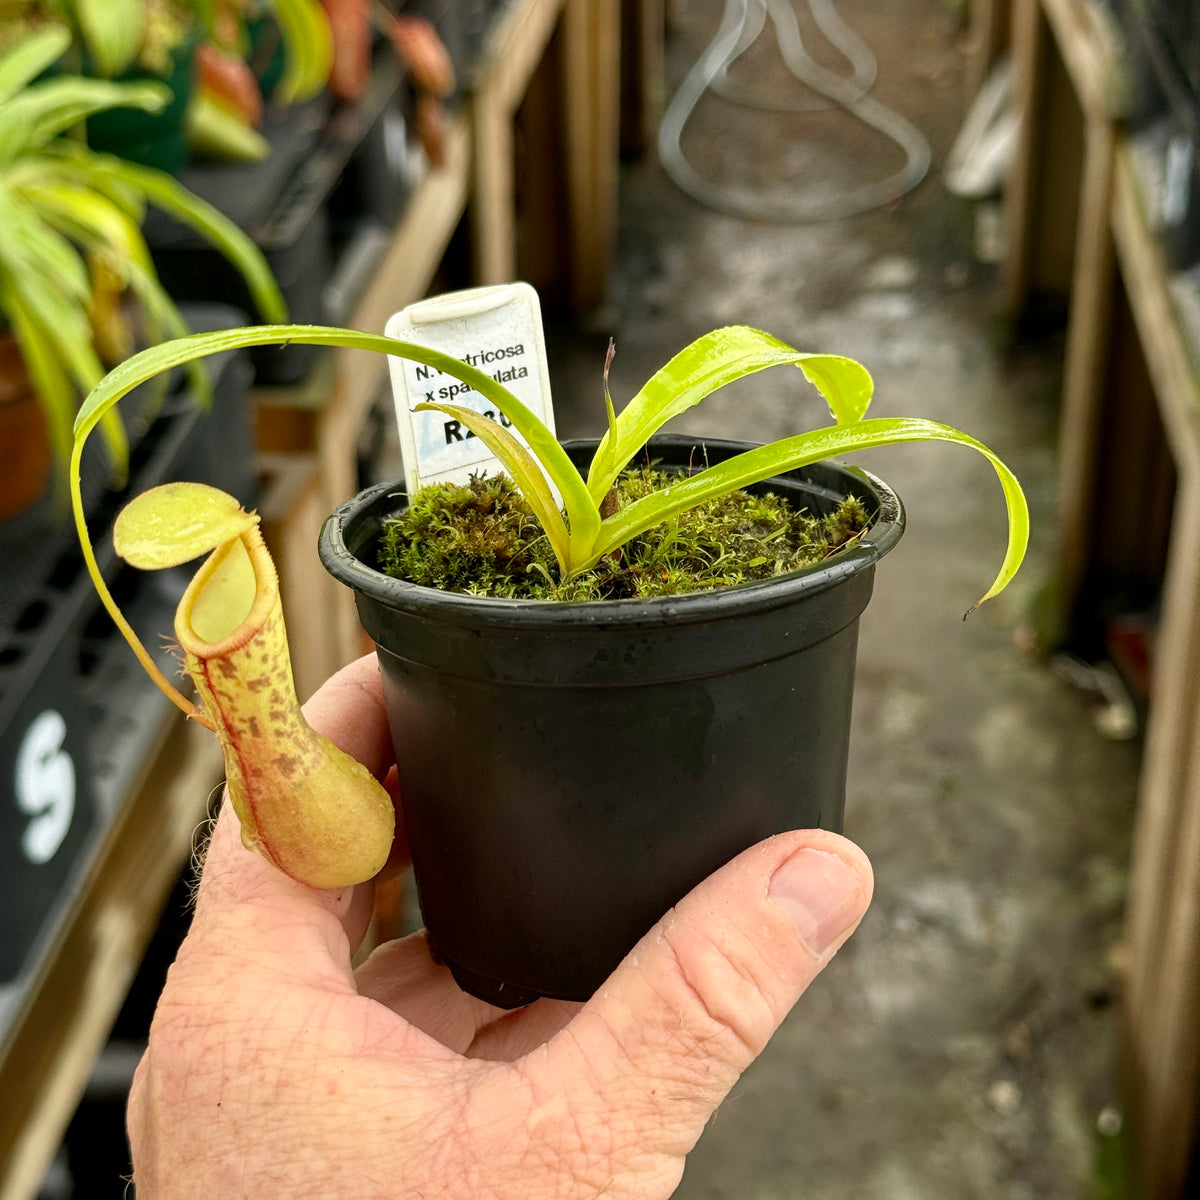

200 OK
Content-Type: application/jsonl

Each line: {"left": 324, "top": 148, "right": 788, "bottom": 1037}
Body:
{"left": 376, "top": 468, "right": 870, "bottom": 601}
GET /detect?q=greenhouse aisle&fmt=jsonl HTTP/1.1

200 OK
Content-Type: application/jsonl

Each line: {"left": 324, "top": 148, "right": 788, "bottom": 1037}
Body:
{"left": 547, "top": 1, "right": 1140, "bottom": 1196}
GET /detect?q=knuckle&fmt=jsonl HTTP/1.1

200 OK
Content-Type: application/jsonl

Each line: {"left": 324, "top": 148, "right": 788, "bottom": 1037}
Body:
{"left": 655, "top": 918, "right": 784, "bottom": 1065}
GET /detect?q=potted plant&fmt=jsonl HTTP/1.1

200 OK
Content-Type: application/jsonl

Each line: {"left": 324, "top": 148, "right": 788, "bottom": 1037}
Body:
{"left": 0, "top": 26, "right": 285, "bottom": 518}
{"left": 69, "top": 319, "right": 1028, "bottom": 1008}
{"left": 5, "top": 0, "right": 333, "bottom": 169}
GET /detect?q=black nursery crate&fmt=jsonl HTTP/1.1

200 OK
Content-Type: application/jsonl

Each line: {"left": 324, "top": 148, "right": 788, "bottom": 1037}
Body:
{"left": 0, "top": 560, "right": 195, "bottom": 992}
{"left": 1146, "top": 0, "right": 1200, "bottom": 98}
{"left": 0, "top": 324, "right": 251, "bottom": 1004}
{"left": 446, "top": 0, "right": 512, "bottom": 87}
{"left": 1120, "top": 0, "right": 1200, "bottom": 266}
{"left": 0, "top": 589, "right": 103, "bottom": 988}
{"left": 328, "top": 62, "right": 413, "bottom": 235}
{"left": 145, "top": 52, "right": 413, "bottom": 385}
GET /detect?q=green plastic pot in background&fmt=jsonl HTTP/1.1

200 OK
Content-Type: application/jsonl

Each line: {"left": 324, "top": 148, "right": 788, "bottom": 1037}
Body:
{"left": 320, "top": 435, "right": 905, "bottom": 1008}
{"left": 86, "top": 30, "right": 197, "bottom": 173}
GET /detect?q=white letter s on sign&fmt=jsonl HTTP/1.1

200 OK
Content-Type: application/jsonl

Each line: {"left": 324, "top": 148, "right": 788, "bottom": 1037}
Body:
{"left": 15, "top": 710, "right": 76, "bottom": 864}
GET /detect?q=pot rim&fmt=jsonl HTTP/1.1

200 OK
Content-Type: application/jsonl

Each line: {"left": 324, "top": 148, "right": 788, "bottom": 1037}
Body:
{"left": 319, "top": 435, "right": 905, "bottom": 631}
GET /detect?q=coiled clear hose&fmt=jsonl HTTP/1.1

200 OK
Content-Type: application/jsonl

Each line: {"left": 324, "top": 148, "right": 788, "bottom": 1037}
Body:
{"left": 658, "top": 0, "right": 932, "bottom": 221}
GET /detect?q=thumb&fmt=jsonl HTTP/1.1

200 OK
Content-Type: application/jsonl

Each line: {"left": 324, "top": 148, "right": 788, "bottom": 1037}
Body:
{"left": 538, "top": 830, "right": 871, "bottom": 1158}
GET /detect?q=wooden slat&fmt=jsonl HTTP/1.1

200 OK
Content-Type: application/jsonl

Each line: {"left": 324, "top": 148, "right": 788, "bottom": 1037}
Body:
{"left": 472, "top": 0, "right": 619, "bottom": 309}
{"left": 1108, "top": 139, "right": 1200, "bottom": 1200}
{"left": 966, "top": 0, "right": 1012, "bottom": 100}
{"left": 620, "top": 0, "right": 664, "bottom": 157}
{"left": 1040, "top": 0, "right": 1128, "bottom": 120}
{"left": 471, "top": 0, "right": 565, "bottom": 287}
{"left": 321, "top": 115, "right": 472, "bottom": 666}
{"left": 1123, "top": 476, "right": 1200, "bottom": 1200}
{"left": 1055, "top": 116, "right": 1118, "bottom": 615}
{"left": 1006, "top": 7, "right": 1200, "bottom": 1193}
{"left": 1111, "top": 148, "right": 1200, "bottom": 474}
{"left": 472, "top": 95, "right": 518, "bottom": 285}
{"left": 253, "top": 354, "right": 337, "bottom": 454}
{"left": 259, "top": 453, "right": 340, "bottom": 702}
{"left": 474, "top": 0, "right": 565, "bottom": 113}
{"left": 1002, "top": 0, "right": 1047, "bottom": 316}
{"left": 562, "top": 0, "right": 621, "bottom": 311}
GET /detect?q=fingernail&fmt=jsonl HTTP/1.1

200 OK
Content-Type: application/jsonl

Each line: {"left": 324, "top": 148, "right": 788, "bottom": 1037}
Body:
{"left": 768, "top": 848, "right": 867, "bottom": 955}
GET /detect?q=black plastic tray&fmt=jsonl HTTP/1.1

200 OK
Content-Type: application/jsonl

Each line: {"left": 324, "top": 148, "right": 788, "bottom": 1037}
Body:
{"left": 145, "top": 53, "right": 412, "bottom": 384}
{"left": 0, "top": 306, "right": 252, "bottom": 996}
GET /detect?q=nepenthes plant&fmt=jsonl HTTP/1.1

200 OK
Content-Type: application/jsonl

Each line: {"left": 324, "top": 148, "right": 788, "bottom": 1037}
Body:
{"left": 71, "top": 321, "right": 1029, "bottom": 889}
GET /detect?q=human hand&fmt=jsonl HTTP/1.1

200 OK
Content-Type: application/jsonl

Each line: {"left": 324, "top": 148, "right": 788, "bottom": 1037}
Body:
{"left": 128, "top": 654, "right": 873, "bottom": 1199}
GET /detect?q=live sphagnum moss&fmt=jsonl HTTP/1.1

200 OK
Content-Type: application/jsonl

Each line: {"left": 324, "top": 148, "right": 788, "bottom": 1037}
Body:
{"left": 378, "top": 468, "right": 870, "bottom": 601}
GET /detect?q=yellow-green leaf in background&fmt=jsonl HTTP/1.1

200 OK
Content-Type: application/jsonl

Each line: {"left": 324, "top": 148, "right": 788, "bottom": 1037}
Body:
{"left": 76, "top": 0, "right": 145, "bottom": 78}
{"left": 270, "top": 0, "right": 334, "bottom": 103}
{"left": 0, "top": 27, "right": 72, "bottom": 104}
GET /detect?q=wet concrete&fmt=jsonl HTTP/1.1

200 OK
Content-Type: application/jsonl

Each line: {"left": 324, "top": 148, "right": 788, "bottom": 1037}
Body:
{"left": 545, "top": 1, "right": 1140, "bottom": 1195}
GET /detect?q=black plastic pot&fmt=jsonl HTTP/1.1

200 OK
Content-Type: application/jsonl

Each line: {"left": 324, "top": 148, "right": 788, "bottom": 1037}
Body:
{"left": 319, "top": 436, "right": 904, "bottom": 1007}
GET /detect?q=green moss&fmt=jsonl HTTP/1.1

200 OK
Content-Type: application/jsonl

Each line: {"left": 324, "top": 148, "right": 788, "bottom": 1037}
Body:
{"left": 378, "top": 469, "right": 871, "bottom": 601}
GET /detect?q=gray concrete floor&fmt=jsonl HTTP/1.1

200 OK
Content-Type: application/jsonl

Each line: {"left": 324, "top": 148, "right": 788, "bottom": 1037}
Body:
{"left": 544, "top": 1, "right": 1142, "bottom": 1195}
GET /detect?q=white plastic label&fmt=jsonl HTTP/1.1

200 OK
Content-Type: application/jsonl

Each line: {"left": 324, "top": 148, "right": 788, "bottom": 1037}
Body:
{"left": 385, "top": 282, "right": 556, "bottom": 492}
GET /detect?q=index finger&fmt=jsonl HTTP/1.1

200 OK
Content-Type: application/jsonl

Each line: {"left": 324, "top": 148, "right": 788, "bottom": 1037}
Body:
{"left": 193, "top": 653, "right": 403, "bottom": 968}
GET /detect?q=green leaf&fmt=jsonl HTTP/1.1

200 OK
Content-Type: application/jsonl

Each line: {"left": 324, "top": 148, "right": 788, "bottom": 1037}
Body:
{"left": 6, "top": 283, "right": 127, "bottom": 479}
{"left": 0, "top": 78, "right": 169, "bottom": 159}
{"left": 5, "top": 285, "right": 79, "bottom": 474}
{"left": 70, "top": 324, "right": 1028, "bottom": 610}
{"left": 0, "top": 108, "right": 35, "bottom": 166}
{"left": 414, "top": 402, "right": 571, "bottom": 572}
{"left": 586, "top": 326, "right": 874, "bottom": 502}
{"left": 71, "top": 324, "right": 546, "bottom": 456}
{"left": 0, "top": 190, "right": 108, "bottom": 394}
{"left": 588, "top": 417, "right": 1029, "bottom": 610}
{"left": 4, "top": 176, "right": 208, "bottom": 414}
{"left": 191, "top": 0, "right": 217, "bottom": 33}
{"left": 4, "top": 262, "right": 101, "bottom": 392}
{"left": 76, "top": 0, "right": 145, "bottom": 78}
{"left": 69, "top": 150, "right": 287, "bottom": 323}
{"left": 270, "top": 0, "right": 334, "bottom": 102}
{"left": 74, "top": 320, "right": 604, "bottom": 566}
{"left": 0, "top": 27, "right": 73, "bottom": 105}
{"left": 35, "top": 78, "right": 167, "bottom": 149}
{"left": 17, "top": 179, "right": 141, "bottom": 257}
{"left": 797, "top": 356, "right": 875, "bottom": 424}
{"left": 16, "top": 152, "right": 147, "bottom": 224}
{"left": 0, "top": 184, "right": 92, "bottom": 302}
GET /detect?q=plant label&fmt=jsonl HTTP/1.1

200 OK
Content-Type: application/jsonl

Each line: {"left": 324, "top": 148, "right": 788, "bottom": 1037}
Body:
{"left": 386, "top": 283, "right": 556, "bottom": 492}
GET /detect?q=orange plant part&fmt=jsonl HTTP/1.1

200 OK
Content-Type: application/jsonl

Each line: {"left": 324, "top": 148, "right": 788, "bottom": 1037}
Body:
{"left": 387, "top": 15, "right": 455, "bottom": 96}
{"left": 320, "top": 0, "right": 371, "bottom": 99}
{"left": 196, "top": 41, "right": 264, "bottom": 127}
